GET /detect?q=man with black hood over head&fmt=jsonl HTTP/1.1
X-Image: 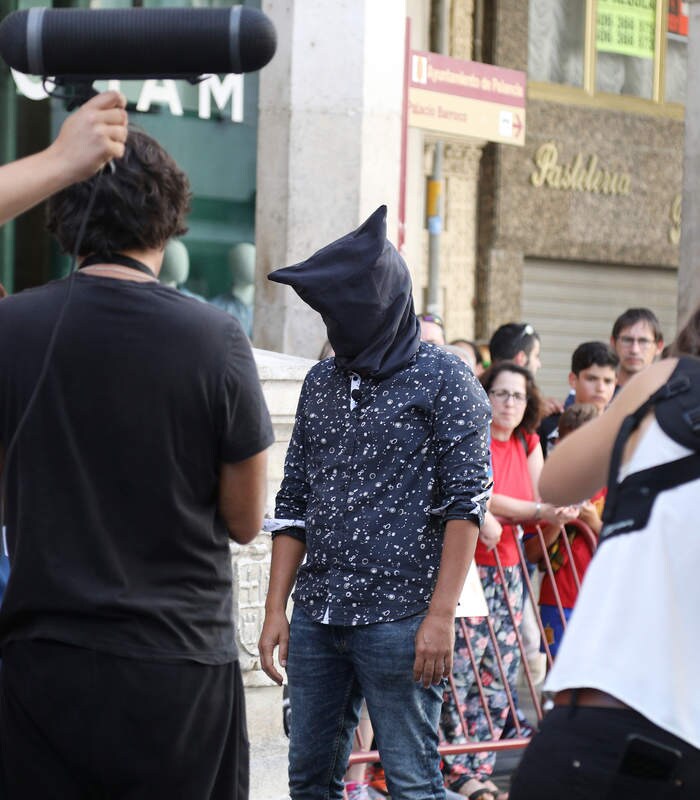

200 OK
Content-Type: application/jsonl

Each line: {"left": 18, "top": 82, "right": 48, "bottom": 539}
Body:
{"left": 258, "top": 207, "right": 492, "bottom": 800}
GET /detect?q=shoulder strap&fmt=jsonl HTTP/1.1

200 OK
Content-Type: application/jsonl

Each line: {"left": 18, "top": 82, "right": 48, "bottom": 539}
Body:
{"left": 600, "top": 452, "right": 700, "bottom": 541}
{"left": 602, "top": 357, "right": 700, "bottom": 539}
{"left": 655, "top": 356, "right": 700, "bottom": 450}
{"left": 517, "top": 429, "right": 529, "bottom": 456}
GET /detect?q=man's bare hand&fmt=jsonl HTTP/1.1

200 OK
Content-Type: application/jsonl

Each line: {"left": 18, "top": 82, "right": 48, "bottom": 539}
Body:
{"left": 49, "top": 91, "right": 128, "bottom": 184}
{"left": 258, "top": 608, "right": 290, "bottom": 685}
{"left": 413, "top": 612, "right": 455, "bottom": 688}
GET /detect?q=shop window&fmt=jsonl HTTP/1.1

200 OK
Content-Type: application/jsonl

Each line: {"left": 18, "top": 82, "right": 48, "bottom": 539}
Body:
{"left": 595, "top": 1, "right": 655, "bottom": 98}
{"left": 528, "top": 0, "right": 586, "bottom": 88}
{"left": 528, "top": 0, "right": 687, "bottom": 111}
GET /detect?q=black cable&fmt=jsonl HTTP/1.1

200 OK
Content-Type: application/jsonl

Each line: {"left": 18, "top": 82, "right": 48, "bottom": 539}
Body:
{"left": 0, "top": 173, "right": 102, "bottom": 556}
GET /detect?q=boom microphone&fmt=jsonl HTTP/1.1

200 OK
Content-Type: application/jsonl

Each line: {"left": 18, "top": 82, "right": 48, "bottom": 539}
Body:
{"left": 0, "top": 6, "right": 277, "bottom": 80}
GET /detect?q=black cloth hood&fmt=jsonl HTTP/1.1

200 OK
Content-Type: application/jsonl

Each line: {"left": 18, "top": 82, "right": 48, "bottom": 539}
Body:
{"left": 268, "top": 205, "right": 420, "bottom": 380}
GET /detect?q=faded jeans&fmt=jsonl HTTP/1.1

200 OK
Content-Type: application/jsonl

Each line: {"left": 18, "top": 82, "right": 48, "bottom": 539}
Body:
{"left": 286, "top": 605, "right": 445, "bottom": 800}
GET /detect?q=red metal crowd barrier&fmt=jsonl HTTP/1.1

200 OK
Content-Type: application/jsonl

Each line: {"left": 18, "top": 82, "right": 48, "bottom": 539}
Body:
{"left": 345, "top": 516, "right": 597, "bottom": 773}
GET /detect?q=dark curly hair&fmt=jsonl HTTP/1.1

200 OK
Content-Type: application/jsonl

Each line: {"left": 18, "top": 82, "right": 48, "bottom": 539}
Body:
{"left": 480, "top": 361, "right": 543, "bottom": 434}
{"left": 47, "top": 127, "right": 191, "bottom": 256}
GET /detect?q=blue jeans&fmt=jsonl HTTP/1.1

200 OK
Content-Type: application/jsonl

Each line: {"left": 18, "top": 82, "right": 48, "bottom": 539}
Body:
{"left": 286, "top": 605, "right": 445, "bottom": 800}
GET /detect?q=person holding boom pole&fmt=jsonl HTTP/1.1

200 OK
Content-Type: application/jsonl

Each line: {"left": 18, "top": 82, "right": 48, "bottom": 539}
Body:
{"left": 0, "top": 90, "right": 128, "bottom": 227}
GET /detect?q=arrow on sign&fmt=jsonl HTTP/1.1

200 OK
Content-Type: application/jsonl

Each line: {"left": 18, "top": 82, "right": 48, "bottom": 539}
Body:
{"left": 512, "top": 114, "right": 523, "bottom": 137}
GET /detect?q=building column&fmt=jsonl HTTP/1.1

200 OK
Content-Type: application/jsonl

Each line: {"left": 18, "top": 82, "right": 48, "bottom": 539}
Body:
{"left": 253, "top": 0, "right": 407, "bottom": 358}
{"left": 679, "top": 0, "right": 700, "bottom": 323}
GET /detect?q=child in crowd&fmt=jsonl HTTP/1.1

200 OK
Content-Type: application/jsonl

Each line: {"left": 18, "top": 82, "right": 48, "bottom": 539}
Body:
{"left": 524, "top": 404, "right": 604, "bottom": 657}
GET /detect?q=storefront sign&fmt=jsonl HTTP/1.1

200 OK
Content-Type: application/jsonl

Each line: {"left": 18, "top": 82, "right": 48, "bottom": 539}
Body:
{"left": 10, "top": 71, "right": 245, "bottom": 122}
{"left": 407, "top": 50, "right": 526, "bottom": 146}
{"left": 530, "top": 142, "right": 632, "bottom": 196}
{"left": 596, "top": 0, "right": 655, "bottom": 59}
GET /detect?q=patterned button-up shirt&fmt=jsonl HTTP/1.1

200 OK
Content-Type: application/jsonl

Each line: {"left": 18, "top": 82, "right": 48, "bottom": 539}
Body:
{"left": 272, "top": 343, "right": 492, "bottom": 625}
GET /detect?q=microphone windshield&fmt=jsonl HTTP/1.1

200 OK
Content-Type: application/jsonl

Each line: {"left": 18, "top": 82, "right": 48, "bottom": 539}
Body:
{"left": 0, "top": 6, "right": 277, "bottom": 79}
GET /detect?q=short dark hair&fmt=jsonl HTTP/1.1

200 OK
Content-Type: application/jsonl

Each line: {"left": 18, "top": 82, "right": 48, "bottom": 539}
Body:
{"left": 611, "top": 308, "right": 663, "bottom": 343}
{"left": 480, "top": 361, "right": 543, "bottom": 434}
{"left": 570, "top": 341, "right": 619, "bottom": 375}
{"left": 47, "top": 127, "right": 191, "bottom": 256}
{"left": 489, "top": 322, "right": 540, "bottom": 363}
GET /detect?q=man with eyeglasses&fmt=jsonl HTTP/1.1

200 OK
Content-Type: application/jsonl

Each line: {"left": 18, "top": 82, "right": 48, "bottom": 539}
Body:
{"left": 610, "top": 308, "right": 664, "bottom": 390}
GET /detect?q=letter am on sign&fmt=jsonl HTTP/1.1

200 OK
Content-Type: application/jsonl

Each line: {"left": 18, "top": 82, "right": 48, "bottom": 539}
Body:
{"left": 10, "top": 71, "right": 245, "bottom": 122}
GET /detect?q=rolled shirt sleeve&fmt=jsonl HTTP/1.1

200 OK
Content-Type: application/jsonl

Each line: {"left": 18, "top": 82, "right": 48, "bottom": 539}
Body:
{"left": 272, "top": 376, "right": 311, "bottom": 544}
{"left": 430, "top": 357, "right": 492, "bottom": 526}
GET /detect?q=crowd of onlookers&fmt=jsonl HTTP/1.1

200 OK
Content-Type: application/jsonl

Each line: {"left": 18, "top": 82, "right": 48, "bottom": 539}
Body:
{"left": 345, "top": 307, "right": 665, "bottom": 800}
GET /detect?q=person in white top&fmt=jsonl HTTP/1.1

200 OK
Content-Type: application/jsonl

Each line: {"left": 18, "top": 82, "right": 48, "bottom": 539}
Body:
{"left": 510, "top": 307, "right": 700, "bottom": 799}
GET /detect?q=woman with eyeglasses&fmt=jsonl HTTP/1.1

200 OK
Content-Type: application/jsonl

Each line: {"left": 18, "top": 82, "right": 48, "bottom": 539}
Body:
{"left": 441, "top": 362, "right": 578, "bottom": 800}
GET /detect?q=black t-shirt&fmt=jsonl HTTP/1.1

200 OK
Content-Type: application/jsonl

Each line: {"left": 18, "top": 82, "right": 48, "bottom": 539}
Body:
{"left": 0, "top": 273, "right": 274, "bottom": 664}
